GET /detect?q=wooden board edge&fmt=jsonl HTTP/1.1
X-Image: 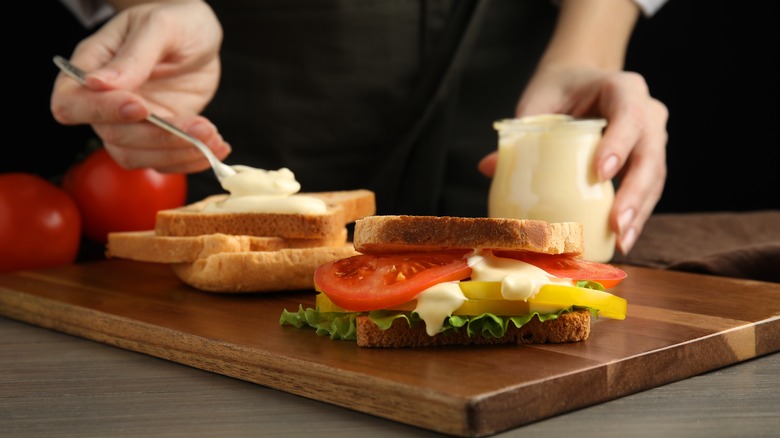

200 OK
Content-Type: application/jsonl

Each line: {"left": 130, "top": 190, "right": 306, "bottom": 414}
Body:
{"left": 0, "top": 289, "right": 474, "bottom": 436}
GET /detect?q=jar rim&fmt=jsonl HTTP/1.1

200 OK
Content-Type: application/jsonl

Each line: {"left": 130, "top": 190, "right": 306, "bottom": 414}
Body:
{"left": 494, "top": 114, "right": 607, "bottom": 132}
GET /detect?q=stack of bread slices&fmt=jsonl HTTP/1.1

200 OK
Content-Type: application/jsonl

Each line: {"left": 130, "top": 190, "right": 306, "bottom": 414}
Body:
{"left": 106, "top": 189, "right": 375, "bottom": 293}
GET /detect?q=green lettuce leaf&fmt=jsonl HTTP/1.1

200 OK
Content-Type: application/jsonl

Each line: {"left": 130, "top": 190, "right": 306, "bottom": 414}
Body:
{"left": 280, "top": 305, "right": 357, "bottom": 340}
{"left": 577, "top": 280, "right": 606, "bottom": 291}
{"left": 280, "top": 305, "right": 598, "bottom": 342}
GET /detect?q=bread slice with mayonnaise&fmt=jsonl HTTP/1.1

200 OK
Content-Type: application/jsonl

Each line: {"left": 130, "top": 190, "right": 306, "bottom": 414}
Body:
{"left": 155, "top": 190, "right": 375, "bottom": 238}
{"left": 106, "top": 189, "right": 375, "bottom": 292}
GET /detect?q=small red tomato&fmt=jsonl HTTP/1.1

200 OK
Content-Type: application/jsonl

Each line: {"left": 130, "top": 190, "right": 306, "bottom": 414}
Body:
{"left": 63, "top": 147, "right": 187, "bottom": 244}
{"left": 0, "top": 173, "right": 82, "bottom": 273}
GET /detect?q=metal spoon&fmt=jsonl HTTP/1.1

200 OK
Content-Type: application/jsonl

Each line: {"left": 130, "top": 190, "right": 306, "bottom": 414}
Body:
{"left": 52, "top": 55, "right": 236, "bottom": 182}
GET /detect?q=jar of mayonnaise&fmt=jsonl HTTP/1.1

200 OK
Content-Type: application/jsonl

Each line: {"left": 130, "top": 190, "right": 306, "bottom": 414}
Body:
{"left": 488, "top": 114, "right": 615, "bottom": 262}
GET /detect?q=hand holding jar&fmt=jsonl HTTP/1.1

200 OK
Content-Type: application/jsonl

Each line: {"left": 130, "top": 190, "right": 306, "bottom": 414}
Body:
{"left": 488, "top": 115, "right": 615, "bottom": 262}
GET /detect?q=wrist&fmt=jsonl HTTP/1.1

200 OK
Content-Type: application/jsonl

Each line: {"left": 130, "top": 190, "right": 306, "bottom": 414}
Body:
{"left": 540, "top": 0, "right": 640, "bottom": 71}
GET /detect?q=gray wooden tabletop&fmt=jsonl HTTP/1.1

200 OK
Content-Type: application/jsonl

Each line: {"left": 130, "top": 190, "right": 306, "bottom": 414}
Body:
{"left": 1, "top": 316, "right": 778, "bottom": 438}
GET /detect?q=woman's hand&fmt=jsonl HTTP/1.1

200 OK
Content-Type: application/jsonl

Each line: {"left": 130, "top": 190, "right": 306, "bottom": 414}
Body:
{"left": 50, "top": 0, "right": 230, "bottom": 174}
{"left": 479, "top": 0, "right": 668, "bottom": 255}
{"left": 479, "top": 66, "right": 668, "bottom": 255}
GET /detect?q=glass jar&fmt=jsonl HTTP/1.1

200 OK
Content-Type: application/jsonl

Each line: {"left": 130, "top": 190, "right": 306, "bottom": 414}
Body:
{"left": 488, "top": 114, "right": 615, "bottom": 262}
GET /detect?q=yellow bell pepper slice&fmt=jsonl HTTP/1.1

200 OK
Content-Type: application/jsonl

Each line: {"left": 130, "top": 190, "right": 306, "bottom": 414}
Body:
{"left": 531, "top": 284, "right": 627, "bottom": 319}
{"left": 458, "top": 281, "right": 503, "bottom": 299}
{"left": 459, "top": 281, "right": 626, "bottom": 320}
{"left": 317, "top": 292, "right": 349, "bottom": 312}
{"left": 317, "top": 293, "right": 416, "bottom": 313}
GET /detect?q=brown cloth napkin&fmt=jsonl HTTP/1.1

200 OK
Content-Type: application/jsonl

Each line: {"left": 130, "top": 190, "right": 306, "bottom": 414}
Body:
{"left": 612, "top": 210, "right": 780, "bottom": 283}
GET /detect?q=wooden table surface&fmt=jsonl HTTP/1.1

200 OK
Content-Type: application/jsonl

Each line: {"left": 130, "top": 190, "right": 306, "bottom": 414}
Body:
{"left": 2, "top": 315, "right": 778, "bottom": 437}
{"left": 1, "top": 255, "right": 779, "bottom": 436}
{"left": 1, "top": 258, "right": 779, "bottom": 436}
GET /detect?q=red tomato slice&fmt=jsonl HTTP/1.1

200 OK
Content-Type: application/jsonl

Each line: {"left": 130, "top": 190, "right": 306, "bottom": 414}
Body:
{"left": 314, "top": 250, "right": 473, "bottom": 312}
{"left": 492, "top": 250, "right": 627, "bottom": 288}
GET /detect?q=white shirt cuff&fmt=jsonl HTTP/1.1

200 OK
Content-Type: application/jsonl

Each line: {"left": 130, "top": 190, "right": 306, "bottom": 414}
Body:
{"left": 633, "top": 0, "right": 670, "bottom": 16}
{"left": 59, "top": 0, "right": 115, "bottom": 28}
{"left": 550, "top": 0, "right": 669, "bottom": 17}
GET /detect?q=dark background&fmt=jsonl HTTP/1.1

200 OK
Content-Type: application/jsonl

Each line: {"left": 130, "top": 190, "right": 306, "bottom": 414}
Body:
{"left": 8, "top": 0, "right": 776, "bottom": 214}
{"left": 623, "top": 0, "right": 777, "bottom": 213}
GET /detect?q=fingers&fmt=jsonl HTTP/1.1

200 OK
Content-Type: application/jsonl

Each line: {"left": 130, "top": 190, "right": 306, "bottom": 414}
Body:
{"left": 95, "top": 115, "right": 231, "bottom": 173}
{"left": 51, "top": 2, "right": 207, "bottom": 126}
{"left": 621, "top": 101, "right": 667, "bottom": 239}
{"left": 68, "top": 5, "right": 180, "bottom": 92}
{"left": 612, "top": 158, "right": 666, "bottom": 256}
{"left": 594, "top": 74, "right": 668, "bottom": 254}
{"left": 50, "top": 2, "right": 228, "bottom": 175}
{"left": 51, "top": 86, "right": 149, "bottom": 126}
{"left": 593, "top": 72, "right": 651, "bottom": 181}
{"left": 50, "top": 9, "right": 161, "bottom": 126}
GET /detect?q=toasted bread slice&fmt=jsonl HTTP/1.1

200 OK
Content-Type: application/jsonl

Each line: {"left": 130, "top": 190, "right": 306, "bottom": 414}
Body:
{"left": 155, "top": 189, "right": 375, "bottom": 238}
{"left": 171, "top": 244, "right": 359, "bottom": 292}
{"left": 355, "top": 309, "right": 591, "bottom": 347}
{"left": 353, "top": 215, "right": 584, "bottom": 255}
{"left": 106, "top": 229, "right": 348, "bottom": 263}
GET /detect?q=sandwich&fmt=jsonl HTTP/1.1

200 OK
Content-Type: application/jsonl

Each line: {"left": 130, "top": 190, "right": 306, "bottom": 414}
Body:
{"left": 280, "top": 215, "right": 628, "bottom": 347}
{"left": 106, "top": 188, "right": 376, "bottom": 292}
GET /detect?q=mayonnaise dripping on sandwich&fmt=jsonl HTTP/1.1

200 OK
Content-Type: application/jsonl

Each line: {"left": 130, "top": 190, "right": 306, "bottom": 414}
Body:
{"left": 408, "top": 250, "right": 615, "bottom": 336}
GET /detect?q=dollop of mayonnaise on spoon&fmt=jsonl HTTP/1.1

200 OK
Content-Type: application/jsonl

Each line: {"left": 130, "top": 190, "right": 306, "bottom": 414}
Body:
{"left": 203, "top": 166, "right": 328, "bottom": 214}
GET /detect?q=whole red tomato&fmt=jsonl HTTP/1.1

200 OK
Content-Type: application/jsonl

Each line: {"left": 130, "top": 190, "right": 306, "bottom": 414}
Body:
{"left": 63, "top": 147, "right": 187, "bottom": 244}
{"left": 0, "top": 173, "right": 82, "bottom": 273}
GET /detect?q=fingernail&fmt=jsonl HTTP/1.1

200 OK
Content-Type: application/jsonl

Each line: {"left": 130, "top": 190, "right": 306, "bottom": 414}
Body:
{"left": 601, "top": 154, "right": 619, "bottom": 180}
{"left": 86, "top": 69, "right": 120, "bottom": 89}
{"left": 119, "top": 102, "right": 146, "bottom": 121}
{"left": 218, "top": 141, "right": 232, "bottom": 155}
{"left": 617, "top": 208, "right": 635, "bottom": 234}
{"left": 620, "top": 227, "right": 637, "bottom": 255}
{"left": 211, "top": 132, "right": 231, "bottom": 155}
{"left": 95, "top": 68, "right": 120, "bottom": 81}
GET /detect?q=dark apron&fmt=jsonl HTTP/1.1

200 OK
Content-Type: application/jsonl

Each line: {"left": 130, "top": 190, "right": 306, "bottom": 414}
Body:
{"left": 197, "top": 0, "right": 556, "bottom": 216}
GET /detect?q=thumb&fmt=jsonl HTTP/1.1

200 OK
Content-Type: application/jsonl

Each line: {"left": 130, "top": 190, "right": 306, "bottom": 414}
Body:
{"left": 478, "top": 152, "right": 498, "bottom": 177}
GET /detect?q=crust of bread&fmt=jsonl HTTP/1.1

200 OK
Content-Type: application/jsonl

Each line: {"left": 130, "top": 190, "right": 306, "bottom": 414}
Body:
{"left": 355, "top": 309, "right": 591, "bottom": 348}
{"left": 353, "top": 215, "right": 583, "bottom": 255}
{"left": 170, "top": 243, "right": 359, "bottom": 292}
{"left": 155, "top": 189, "right": 375, "bottom": 238}
{"left": 106, "top": 229, "right": 348, "bottom": 263}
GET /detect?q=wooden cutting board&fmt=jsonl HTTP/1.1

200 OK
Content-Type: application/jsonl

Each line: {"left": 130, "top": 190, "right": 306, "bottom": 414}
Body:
{"left": 1, "top": 259, "right": 778, "bottom": 437}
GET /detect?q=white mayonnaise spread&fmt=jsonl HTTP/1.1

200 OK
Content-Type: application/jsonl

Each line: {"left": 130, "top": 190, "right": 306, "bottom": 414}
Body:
{"left": 468, "top": 252, "right": 571, "bottom": 301}
{"left": 203, "top": 166, "right": 327, "bottom": 214}
{"left": 411, "top": 251, "right": 571, "bottom": 335}
{"left": 413, "top": 282, "right": 466, "bottom": 336}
